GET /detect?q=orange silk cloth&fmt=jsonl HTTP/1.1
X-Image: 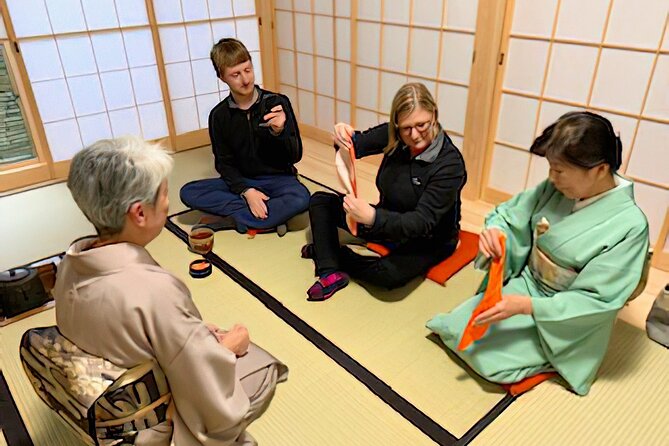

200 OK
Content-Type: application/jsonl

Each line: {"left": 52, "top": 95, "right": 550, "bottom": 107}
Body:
{"left": 345, "top": 148, "right": 358, "bottom": 236}
{"left": 458, "top": 233, "right": 507, "bottom": 351}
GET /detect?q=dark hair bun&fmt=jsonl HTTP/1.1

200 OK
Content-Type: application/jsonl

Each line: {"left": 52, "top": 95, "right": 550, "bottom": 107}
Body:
{"left": 530, "top": 111, "right": 622, "bottom": 171}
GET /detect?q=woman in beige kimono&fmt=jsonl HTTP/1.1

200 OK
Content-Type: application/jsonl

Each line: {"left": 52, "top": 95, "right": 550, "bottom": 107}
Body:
{"left": 54, "top": 136, "right": 286, "bottom": 445}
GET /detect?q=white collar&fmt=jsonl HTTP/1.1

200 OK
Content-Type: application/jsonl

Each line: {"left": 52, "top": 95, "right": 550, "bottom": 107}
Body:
{"left": 572, "top": 174, "right": 628, "bottom": 211}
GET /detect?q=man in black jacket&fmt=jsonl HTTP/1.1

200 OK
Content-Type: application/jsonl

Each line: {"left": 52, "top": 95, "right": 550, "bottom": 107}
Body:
{"left": 180, "top": 38, "right": 309, "bottom": 234}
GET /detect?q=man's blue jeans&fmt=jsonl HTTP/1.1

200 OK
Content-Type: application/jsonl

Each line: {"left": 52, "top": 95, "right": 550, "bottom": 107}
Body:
{"left": 180, "top": 175, "right": 310, "bottom": 232}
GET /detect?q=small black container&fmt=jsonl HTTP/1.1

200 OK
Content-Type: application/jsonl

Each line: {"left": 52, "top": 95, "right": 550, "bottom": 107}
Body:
{"left": 189, "top": 259, "right": 212, "bottom": 279}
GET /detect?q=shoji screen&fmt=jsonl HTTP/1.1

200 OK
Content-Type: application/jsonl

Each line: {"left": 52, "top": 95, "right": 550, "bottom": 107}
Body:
{"left": 354, "top": 0, "right": 477, "bottom": 151}
{"left": 6, "top": 0, "right": 168, "bottom": 164}
{"left": 485, "top": 0, "right": 668, "bottom": 246}
{"left": 155, "top": 0, "right": 261, "bottom": 143}
{"left": 273, "top": 0, "right": 478, "bottom": 151}
{"left": 274, "top": 0, "right": 352, "bottom": 133}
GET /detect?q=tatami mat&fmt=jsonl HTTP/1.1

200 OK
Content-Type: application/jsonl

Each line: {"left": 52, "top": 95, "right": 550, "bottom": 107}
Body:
{"left": 169, "top": 178, "right": 506, "bottom": 439}
{"left": 471, "top": 320, "right": 668, "bottom": 445}
{"left": 0, "top": 231, "right": 436, "bottom": 446}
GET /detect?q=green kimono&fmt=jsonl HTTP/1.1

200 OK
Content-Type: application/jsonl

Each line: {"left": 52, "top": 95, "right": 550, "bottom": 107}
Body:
{"left": 426, "top": 176, "right": 649, "bottom": 395}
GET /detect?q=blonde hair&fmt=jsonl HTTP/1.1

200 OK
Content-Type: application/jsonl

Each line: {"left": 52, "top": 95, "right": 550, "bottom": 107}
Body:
{"left": 67, "top": 136, "right": 173, "bottom": 236}
{"left": 385, "top": 83, "right": 440, "bottom": 154}
{"left": 210, "top": 38, "right": 252, "bottom": 78}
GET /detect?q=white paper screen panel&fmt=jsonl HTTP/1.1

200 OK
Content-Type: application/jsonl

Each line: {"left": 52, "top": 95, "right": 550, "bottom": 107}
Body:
{"left": 409, "top": 28, "right": 440, "bottom": 78}
{"left": 643, "top": 55, "right": 668, "bottom": 120}
{"left": 384, "top": 0, "right": 411, "bottom": 24}
{"left": 487, "top": 0, "right": 669, "bottom": 245}
{"left": 634, "top": 182, "right": 669, "bottom": 243}
{"left": 6, "top": 0, "right": 52, "bottom": 38}
{"left": 81, "top": 0, "right": 121, "bottom": 30}
{"left": 605, "top": 0, "right": 667, "bottom": 49}
{"left": 292, "top": 0, "right": 311, "bottom": 13}
{"left": 554, "top": 0, "right": 608, "bottom": 43}
{"left": 45, "top": 0, "right": 87, "bottom": 34}
{"left": 439, "top": 32, "right": 475, "bottom": 85}
{"left": 382, "top": 25, "right": 409, "bottom": 72}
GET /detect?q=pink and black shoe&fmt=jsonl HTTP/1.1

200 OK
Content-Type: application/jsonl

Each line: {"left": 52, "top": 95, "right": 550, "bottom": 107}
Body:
{"left": 307, "top": 272, "right": 349, "bottom": 301}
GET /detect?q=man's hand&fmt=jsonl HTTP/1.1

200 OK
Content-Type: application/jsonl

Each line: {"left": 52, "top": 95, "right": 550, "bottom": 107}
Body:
{"left": 243, "top": 188, "right": 269, "bottom": 219}
{"left": 216, "top": 324, "right": 250, "bottom": 357}
{"left": 474, "top": 295, "right": 532, "bottom": 325}
{"left": 479, "top": 227, "right": 505, "bottom": 260}
{"left": 343, "top": 194, "right": 375, "bottom": 226}
{"left": 263, "top": 105, "right": 286, "bottom": 134}
{"left": 333, "top": 122, "right": 354, "bottom": 150}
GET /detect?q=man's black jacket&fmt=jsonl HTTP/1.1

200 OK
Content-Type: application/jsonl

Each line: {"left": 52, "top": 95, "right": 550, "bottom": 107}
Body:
{"left": 209, "top": 86, "right": 302, "bottom": 194}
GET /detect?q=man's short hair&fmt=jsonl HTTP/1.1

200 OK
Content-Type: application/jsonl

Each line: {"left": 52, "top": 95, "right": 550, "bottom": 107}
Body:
{"left": 210, "top": 38, "right": 252, "bottom": 78}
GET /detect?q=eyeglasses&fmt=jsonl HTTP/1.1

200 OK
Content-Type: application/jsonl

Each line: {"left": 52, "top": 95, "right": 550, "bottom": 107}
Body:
{"left": 398, "top": 119, "right": 433, "bottom": 136}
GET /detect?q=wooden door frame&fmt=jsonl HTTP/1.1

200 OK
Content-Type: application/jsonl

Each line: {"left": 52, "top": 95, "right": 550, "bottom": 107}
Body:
{"left": 460, "top": 0, "right": 513, "bottom": 202}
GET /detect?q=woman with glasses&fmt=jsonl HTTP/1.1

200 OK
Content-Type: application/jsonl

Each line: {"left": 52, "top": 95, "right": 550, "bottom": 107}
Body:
{"left": 302, "top": 83, "right": 467, "bottom": 300}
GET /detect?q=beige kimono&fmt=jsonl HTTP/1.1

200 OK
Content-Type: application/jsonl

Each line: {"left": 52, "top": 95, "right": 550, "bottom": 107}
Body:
{"left": 53, "top": 238, "right": 286, "bottom": 445}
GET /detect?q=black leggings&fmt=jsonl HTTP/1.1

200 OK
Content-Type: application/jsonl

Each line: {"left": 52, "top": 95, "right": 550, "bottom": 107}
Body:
{"left": 308, "top": 191, "right": 456, "bottom": 289}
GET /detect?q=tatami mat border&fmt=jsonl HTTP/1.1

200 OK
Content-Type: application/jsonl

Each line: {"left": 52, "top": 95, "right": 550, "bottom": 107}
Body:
{"left": 165, "top": 218, "right": 458, "bottom": 445}
{"left": 0, "top": 373, "right": 32, "bottom": 446}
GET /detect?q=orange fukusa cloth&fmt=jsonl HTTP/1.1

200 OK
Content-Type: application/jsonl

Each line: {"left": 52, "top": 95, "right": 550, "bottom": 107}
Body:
{"left": 344, "top": 147, "right": 358, "bottom": 236}
{"left": 457, "top": 233, "right": 506, "bottom": 351}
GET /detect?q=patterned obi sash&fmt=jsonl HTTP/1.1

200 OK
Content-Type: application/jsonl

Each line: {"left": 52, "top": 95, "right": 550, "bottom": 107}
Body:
{"left": 20, "top": 326, "right": 171, "bottom": 445}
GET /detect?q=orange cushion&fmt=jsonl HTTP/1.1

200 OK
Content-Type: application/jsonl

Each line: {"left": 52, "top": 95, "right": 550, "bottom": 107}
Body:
{"left": 502, "top": 372, "right": 557, "bottom": 396}
{"left": 426, "top": 231, "right": 479, "bottom": 285}
{"left": 366, "top": 230, "right": 480, "bottom": 285}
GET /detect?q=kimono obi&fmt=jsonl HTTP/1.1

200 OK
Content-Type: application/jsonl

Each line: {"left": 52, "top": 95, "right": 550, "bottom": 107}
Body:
{"left": 20, "top": 326, "right": 172, "bottom": 445}
{"left": 528, "top": 217, "right": 578, "bottom": 294}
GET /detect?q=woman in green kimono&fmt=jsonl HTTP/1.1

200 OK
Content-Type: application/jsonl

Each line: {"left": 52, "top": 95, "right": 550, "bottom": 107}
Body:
{"left": 427, "top": 112, "right": 649, "bottom": 395}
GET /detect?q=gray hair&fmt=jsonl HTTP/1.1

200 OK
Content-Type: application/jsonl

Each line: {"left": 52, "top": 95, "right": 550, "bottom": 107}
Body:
{"left": 67, "top": 136, "right": 174, "bottom": 236}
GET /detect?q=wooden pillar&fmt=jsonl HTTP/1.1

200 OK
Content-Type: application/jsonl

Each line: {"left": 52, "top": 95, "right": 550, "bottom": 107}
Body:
{"left": 460, "top": 0, "right": 511, "bottom": 200}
